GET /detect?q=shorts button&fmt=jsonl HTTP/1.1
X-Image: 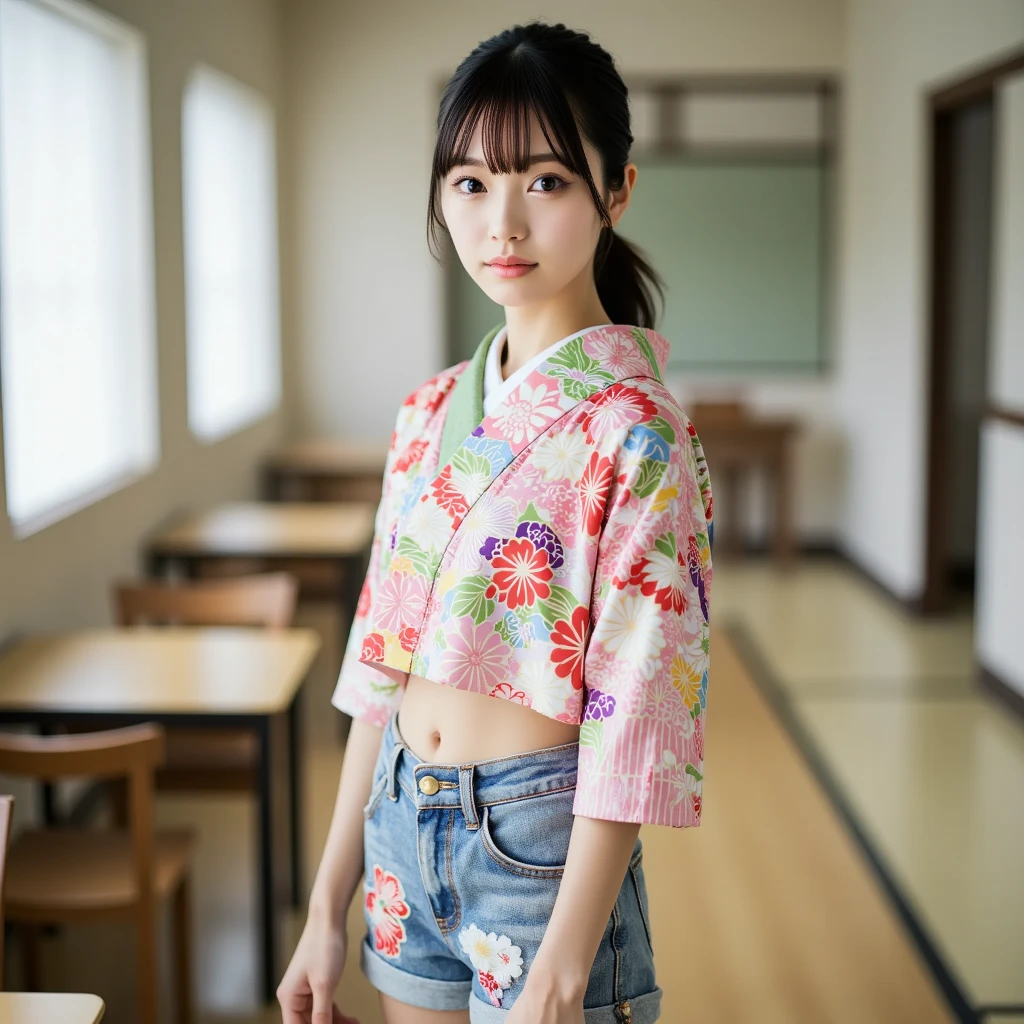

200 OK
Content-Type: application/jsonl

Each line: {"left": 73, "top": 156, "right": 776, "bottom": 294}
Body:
{"left": 418, "top": 775, "right": 440, "bottom": 795}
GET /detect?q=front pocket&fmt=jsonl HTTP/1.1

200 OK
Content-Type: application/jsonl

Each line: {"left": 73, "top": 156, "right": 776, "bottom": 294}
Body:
{"left": 478, "top": 791, "right": 575, "bottom": 878}
{"left": 362, "top": 771, "right": 389, "bottom": 821}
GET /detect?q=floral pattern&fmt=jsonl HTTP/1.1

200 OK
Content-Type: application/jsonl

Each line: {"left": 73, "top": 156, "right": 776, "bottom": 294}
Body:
{"left": 331, "top": 325, "right": 714, "bottom": 829}
{"left": 365, "top": 866, "right": 410, "bottom": 959}
{"left": 458, "top": 924, "right": 524, "bottom": 1007}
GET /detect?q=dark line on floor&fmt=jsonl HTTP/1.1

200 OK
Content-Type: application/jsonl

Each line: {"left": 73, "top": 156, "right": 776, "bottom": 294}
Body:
{"left": 723, "top": 616, "right": 981, "bottom": 1024}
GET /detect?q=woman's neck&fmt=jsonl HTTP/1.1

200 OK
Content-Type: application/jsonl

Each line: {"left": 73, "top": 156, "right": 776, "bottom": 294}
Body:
{"left": 501, "top": 299, "right": 611, "bottom": 380}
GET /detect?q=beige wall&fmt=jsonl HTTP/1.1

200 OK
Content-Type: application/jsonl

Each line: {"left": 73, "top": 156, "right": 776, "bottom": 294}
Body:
{"left": 282, "top": 0, "right": 847, "bottom": 544}
{"left": 835, "top": 0, "right": 1024, "bottom": 598}
{"left": 0, "top": 0, "right": 289, "bottom": 639}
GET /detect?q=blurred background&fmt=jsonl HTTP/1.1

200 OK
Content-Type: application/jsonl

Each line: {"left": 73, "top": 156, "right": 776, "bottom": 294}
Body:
{"left": 0, "top": 1, "right": 1021, "bottom": 1022}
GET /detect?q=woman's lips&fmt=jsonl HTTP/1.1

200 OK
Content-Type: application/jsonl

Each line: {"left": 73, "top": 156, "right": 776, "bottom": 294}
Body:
{"left": 487, "top": 262, "right": 536, "bottom": 279}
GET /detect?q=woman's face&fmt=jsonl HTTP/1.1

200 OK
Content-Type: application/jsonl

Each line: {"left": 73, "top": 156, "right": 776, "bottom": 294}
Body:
{"left": 439, "top": 109, "right": 627, "bottom": 310}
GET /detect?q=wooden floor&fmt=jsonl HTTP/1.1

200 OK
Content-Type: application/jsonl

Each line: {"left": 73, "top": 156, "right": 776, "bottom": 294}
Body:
{"left": 7, "top": 556, "right": 1017, "bottom": 1023}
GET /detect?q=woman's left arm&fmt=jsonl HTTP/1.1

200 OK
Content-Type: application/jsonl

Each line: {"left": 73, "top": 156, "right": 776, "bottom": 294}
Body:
{"left": 506, "top": 815, "right": 641, "bottom": 1022}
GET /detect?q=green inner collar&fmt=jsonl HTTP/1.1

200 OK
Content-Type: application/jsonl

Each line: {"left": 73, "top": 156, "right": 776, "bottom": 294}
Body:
{"left": 438, "top": 322, "right": 504, "bottom": 471}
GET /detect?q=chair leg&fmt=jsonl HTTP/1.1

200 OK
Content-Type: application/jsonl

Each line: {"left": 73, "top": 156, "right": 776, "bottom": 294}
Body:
{"left": 174, "top": 874, "right": 194, "bottom": 1024}
{"left": 136, "top": 907, "right": 159, "bottom": 1024}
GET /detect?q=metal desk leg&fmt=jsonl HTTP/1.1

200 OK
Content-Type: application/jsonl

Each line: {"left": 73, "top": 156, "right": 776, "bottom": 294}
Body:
{"left": 256, "top": 712, "right": 290, "bottom": 1004}
{"left": 39, "top": 722, "right": 58, "bottom": 825}
{"left": 287, "top": 688, "right": 304, "bottom": 909}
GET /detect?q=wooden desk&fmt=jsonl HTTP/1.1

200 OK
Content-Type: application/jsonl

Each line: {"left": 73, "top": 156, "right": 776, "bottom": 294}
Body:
{"left": 693, "top": 418, "right": 799, "bottom": 565}
{"left": 0, "top": 992, "right": 105, "bottom": 1023}
{"left": 0, "top": 628, "right": 320, "bottom": 1005}
{"left": 146, "top": 501, "right": 375, "bottom": 651}
{"left": 263, "top": 439, "right": 388, "bottom": 503}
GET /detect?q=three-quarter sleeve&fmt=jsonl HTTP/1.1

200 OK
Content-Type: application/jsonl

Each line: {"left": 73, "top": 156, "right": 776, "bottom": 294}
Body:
{"left": 572, "top": 408, "right": 713, "bottom": 828}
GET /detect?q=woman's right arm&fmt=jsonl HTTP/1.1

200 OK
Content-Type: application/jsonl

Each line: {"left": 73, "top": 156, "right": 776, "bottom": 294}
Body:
{"left": 308, "top": 716, "right": 383, "bottom": 923}
{"left": 277, "top": 716, "right": 382, "bottom": 1023}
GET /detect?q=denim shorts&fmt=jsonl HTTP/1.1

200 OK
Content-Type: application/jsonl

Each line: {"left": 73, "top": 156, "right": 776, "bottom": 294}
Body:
{"left": 357, "top": 709, "right": 663, "bottom": 1022}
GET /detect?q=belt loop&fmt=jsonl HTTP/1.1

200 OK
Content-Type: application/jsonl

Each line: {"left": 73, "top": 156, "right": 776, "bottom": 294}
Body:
{"left": 459, "top": 765, "right": 478, "bottom": 829}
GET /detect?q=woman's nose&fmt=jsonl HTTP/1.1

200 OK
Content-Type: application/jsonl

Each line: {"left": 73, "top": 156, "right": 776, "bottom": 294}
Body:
{"left": 488, "top": 191, "right": 527, "bottom": 242}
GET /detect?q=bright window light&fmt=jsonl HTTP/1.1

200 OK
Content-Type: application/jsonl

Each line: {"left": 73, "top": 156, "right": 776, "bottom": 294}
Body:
{"left": 182, "top": 65, "right": 281, "bottom": 443}
{"left": 0, "top": 0, "right": 158, "bottom": 535}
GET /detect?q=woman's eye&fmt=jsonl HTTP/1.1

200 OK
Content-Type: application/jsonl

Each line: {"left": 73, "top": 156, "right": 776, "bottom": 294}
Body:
{"left": 531, "top": 174, "right": 566, "bottom": 193}
{"left": 452, "top": 176, "right": 484, "bottom": 195}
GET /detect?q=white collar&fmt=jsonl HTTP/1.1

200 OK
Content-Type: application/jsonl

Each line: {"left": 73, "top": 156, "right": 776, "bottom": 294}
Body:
{"left": 482, "top": 323, "right": 613, "bottom": 418}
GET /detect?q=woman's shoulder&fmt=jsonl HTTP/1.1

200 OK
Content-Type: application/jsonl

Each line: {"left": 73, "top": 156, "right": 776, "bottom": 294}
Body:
{"left": 390, "top": 357, "right": 471, "bottom": 439}
{"left": 400, "top": 358, "right": 469, "bottom": 412}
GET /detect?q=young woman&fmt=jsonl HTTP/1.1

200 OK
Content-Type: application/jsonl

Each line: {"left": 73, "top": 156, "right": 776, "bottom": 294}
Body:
{"left": 279, "top": 21, "right": 713, "bottom": 1024}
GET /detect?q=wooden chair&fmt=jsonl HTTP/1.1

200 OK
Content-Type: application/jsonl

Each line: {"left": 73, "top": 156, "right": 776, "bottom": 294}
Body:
{"left": 687, "top": 398, "right": 750, "bottom": 429}
{"left": 90, "top": 573, "right": 300, "bottom": 820}
{"left": 0, "top": 794, "right": 13, "bottom": 986}
{"left": 114, "top": 571, "right": 298, "bottom": 629}
{"left": 0, "top": 724, "right": 193, "bottom": 1024}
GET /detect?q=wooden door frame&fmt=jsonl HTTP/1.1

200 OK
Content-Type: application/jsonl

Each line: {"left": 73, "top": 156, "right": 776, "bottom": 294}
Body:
{"left": 923, "top": 46, "right": 1024, "bottom": 614}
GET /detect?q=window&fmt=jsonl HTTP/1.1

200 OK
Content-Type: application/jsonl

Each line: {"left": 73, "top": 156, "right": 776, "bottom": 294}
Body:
{"left": 0, "top": 0, "right": 158, "bottom": 535}
{"left": 182, "top": 65, "right": 281, "bottom": 443}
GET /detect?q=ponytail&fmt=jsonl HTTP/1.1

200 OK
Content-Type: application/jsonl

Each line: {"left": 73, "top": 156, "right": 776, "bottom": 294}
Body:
{"left": 593, "top": 225, "right": 664, "bottom": 330}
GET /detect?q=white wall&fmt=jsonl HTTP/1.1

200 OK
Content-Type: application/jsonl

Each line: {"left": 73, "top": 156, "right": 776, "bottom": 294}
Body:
{"left": 835, "top": 0, "right": 1024, "bottom": 599}
{"left": 282, "top": 0, "right": 847, "bottom": 544}
{"left": 0, "top": 0, "right": 288, "bottom": 639}
{"left": 976, "top": 73, "right": 1024, "bottom": 698}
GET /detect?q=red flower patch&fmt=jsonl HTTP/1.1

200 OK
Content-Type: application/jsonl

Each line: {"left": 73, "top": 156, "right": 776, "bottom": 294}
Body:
{"left": 361, "top": 632, "right": 385, "bottom": 662}
{"left": 431, "top": 465, "right": 470, "bottom": 523}
{"left": 579, "top": 452, "right": 615, "bottom": 536}
{"left": 550, "top": 606, "right": 590, "bottom": 690}
{"left": 486, "top": 537, "right": 552, "bottom": 608}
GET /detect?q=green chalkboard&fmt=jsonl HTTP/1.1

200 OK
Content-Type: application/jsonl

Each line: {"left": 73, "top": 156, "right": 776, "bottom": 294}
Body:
{"left": 446, "top": 156, "right": 828, "bottom": 373}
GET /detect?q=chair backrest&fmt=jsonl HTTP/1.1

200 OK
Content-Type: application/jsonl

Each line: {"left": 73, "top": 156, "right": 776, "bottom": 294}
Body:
{"left": 0, "top": 793, "right": 13, "bottom": 987}
{"left": 0, "top": 725, "right": 165, "bottom": 913}
{"left": 114, "top": 571, "right": 299, "bottom": 629}
{"left": 688, "top": 399, "right": 750, "bottom": 429}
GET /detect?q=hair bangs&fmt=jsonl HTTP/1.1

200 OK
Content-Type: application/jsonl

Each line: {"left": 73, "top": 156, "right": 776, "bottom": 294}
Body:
{"left": 439, "top": 71, "right": 590, "bottom": 181}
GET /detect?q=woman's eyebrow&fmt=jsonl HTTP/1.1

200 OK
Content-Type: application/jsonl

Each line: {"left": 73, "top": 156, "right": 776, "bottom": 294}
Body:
{"left": 453, "top": 152, "right": 567, "bottom": 169}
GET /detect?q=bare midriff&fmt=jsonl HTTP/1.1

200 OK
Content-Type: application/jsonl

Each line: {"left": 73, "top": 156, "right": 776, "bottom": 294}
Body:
{"left": 397, "top": 673, "right": 581, "bottom": 764}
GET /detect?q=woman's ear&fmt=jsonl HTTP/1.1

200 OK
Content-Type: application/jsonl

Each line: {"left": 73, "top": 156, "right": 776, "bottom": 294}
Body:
{"left": 608, "top": 163, "right": 637, "bottom": 229}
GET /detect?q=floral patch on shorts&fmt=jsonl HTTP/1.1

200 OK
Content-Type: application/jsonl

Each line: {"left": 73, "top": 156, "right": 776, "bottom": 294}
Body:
{"left": 458, "top": 923, "right": 524, "bottom": 1006}
{"left": 366, "top": 865, "right": 410, "bottom": 958}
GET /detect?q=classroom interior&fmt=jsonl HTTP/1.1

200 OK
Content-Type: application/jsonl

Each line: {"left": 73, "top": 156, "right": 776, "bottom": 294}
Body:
{"left": 0, "top": 1, "right": 1022, "bottom": 1023}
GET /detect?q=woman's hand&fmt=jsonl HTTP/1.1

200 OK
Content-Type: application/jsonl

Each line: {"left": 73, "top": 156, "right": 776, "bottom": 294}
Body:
{"left": 504, "top": 967, "right": 586, "bottom": 1024}
{"left": 277, "top": 910, "right": 361, "bottom": 1024}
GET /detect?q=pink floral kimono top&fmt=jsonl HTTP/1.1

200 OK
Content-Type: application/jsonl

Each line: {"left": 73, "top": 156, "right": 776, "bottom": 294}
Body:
{"left": 331, "top": 323, "right": 714, "bottom": 829}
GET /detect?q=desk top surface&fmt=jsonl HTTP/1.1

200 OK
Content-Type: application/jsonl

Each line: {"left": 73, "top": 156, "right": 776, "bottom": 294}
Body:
{"left": 0, "top": 628, "right": 321, "bottom": 715}
{"left": 148, "top": 502, "right": 375, "bottom": 558}
{"left": 0, "top": 992, "right": 105, "bottom": 1023}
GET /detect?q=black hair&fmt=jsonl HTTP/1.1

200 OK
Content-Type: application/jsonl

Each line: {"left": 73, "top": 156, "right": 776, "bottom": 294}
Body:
{"left": 427, "top": 21, "right": 664, "bottom": 329}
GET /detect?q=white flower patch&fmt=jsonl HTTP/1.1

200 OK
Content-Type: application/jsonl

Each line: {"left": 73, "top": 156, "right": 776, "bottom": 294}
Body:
{"left": 458, "top": 924, "right": 524, "bottom": 1007}
{"left": 592, "top": 593, "right": 666, "bottom": 675}
{"left": 450, "top": 461, "right": 492, "bottom": 506}
{"left": 405, "top": 499, "right": 453, "bottom": 554}
{"left": 493, "top": 380, "right": 562, "bottom": 445}
{"left": 533, "top": 429, "right": 589, "bottom": 481}
{"left": 455, "top": 499, "right": 518, "bottom": 571}
{"left": 513, "top": 649, "right": 574, "bottom": 717}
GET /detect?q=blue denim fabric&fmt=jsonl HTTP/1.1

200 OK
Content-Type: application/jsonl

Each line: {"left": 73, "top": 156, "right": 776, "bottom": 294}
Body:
{"left": 358, "top": 710, "right": 663, "bottom": 1022}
